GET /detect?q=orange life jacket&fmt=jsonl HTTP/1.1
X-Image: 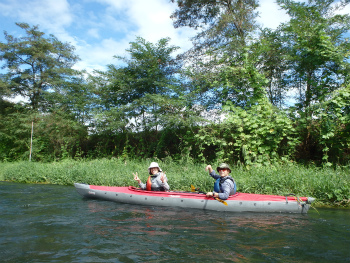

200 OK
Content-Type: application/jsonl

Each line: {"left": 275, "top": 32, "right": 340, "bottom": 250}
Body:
{"left": 146, "top": 176, "right": 152, "bottom": 191}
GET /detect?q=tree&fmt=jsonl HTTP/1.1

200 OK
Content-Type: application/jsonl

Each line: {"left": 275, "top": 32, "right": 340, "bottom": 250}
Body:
{"left": 170, "top": 0, "right": 263, "bottom": 109}
{"left": 88, "top": 37, "right": 200, "bottom": 158}
{"left": 269, "top": 0, "right": 350, "bottom": 165}
{"left": 0, "top": 22, "right": 80, "bottom": 111}
{"left": 43, "top": 73, "right": 93, "bottom": 125}
{"left": 312, "top": 85, "right": 350, "bottom": 165}
{"left": 170, "top": 0, "right": 259, "bottom": 52}
{"left": 255, "top": 28, "right": 290, "bottom": 108}
{"left": 277, "top": 0, "right": 350, "bottom": 109}
{"left": 0, "top": 74, "right": 10, "bottom": 100}
{"left": 0, "top": 23, "right": 90, "bottom": 161}
{"left": 93, "top": 37, "right": 187, "bottom": 133}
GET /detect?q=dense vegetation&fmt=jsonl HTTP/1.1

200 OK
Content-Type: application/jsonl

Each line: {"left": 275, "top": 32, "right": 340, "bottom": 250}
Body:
{"left": 0, "top": 159, "right": 349, "bottom": 207}
{"left": 1, "top": 0, "right": 350, "bottom": 207}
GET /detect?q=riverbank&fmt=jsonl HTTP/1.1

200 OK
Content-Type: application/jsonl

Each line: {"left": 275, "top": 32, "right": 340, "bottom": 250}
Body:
{"left": 1, "top": 158, "right": 349, "bottom": 207}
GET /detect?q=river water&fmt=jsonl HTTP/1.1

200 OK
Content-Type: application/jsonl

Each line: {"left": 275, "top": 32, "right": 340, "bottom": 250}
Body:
{"left": 1, "top": 182, "right": 349, "bottom": 263}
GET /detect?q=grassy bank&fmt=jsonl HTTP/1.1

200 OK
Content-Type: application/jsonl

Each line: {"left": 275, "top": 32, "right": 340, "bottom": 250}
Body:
{"left": 1, "top": 158, "right": 349, "bottom": 207}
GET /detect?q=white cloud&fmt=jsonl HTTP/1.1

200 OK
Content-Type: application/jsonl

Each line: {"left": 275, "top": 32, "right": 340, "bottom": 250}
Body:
{"left": 256, "top": 0, "right": 290, "bottom": 29}
{"left": 126, "top": 0, "right": 195, "bottom": 50}
{"left": 87, "top": 28, "right": 100, "bottom": 39}
{"left": 334, "top": 1, "right": 350, "bottom": 15}
{"left": 71, "top": 0, "right": 195, "bottom": 71}
{"left": 256, "top": 0, "right": 350, "bottom": 30}
{"left": 73, "top": 38, "right": 131, "bottom": 72}
{"left": 0, "top": 0, "right": 196, "bottom": 72}
{"left": 0, "top": 0, "right": 73, "bottom": 30}
{"left": 96, "top": 0, "right": 195, "bottom": 54}
{"left": 0, "top": 0, "right": 78, "bottom": 47}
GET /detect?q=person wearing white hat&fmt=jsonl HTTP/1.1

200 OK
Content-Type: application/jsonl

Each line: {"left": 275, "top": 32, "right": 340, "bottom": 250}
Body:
{"left": 205, "top": 163, "right": 236, "bottom": 200}
{"left": 133, "top": 162, "right": 170, "bottom": 191}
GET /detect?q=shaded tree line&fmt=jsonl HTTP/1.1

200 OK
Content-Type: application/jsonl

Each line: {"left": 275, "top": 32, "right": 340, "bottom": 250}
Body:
{"left": 1, "top": 0, "right": 350, "bottom": 167}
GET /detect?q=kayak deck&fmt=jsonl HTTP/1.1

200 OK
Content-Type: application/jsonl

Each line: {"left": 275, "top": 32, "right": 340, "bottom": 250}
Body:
{"left": 89, "top": 185, "right": 308, "bottom": 202}
{"left": 75, "top": 183, "right": 315, "bottom": 214}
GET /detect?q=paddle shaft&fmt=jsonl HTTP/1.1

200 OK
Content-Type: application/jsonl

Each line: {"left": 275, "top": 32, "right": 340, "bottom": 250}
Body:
{"left": 190, "top": 185, "right": 228, "bottom": 205}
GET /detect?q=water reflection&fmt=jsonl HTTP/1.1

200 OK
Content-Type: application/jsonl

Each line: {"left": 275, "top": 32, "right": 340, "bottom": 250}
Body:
{"left": 80, "top": 197, "right": 350, "bottom": 262}
{"left": 80, "top": 198, "right": 323, "bottom": 262}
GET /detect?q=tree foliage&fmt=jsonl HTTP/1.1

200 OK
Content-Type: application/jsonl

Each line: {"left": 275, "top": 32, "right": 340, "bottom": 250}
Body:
{"left": 92, "top": 37, "right": 189, "bottom": 133}
{"left": 171, "top": 0, "right": 263, "bottom": 108}
{"left": 255, "top": 28, "right": 290, "bottom": 108}
{"left": 192, "top": 98, "right": 299, "bottom": 166}
{"left": 170, "top": 0, "right": 259, "bottom": 50}
{"left": 0, "top": 22, "right": 80, "bottom": 111}
{"left": 277, "top": 0, "right": 350, "bottom": 109}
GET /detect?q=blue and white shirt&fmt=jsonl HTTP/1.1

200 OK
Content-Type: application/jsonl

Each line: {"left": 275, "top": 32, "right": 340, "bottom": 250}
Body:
{"left": 210, "top": 171, "right": 236, "bottom": 200}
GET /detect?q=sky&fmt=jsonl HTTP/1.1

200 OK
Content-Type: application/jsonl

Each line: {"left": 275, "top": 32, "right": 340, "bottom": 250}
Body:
{"left": 0, "top": 0, "right": 349, "bottom": 73}
{"left": 0, "top": 0, "right": 302, "bottom": 73}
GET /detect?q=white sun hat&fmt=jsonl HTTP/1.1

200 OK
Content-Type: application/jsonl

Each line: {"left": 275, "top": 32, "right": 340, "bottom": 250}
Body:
{"left": 148, "top": 162, "right": 162, "bottom": 174}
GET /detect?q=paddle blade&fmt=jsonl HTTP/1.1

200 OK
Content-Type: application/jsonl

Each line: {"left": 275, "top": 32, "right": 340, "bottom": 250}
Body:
{"left": 214, "top": 197, "right": 228, "bottom": 206}
{"left": 190, "top": 184, "right": 196, "bottom": 192}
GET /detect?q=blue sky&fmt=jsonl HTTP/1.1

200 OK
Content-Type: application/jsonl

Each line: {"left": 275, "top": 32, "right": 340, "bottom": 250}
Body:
{"left": 0, "top": 0, "right": 293, "bottom": 72}
{"left": 0, "top": 0, "right": 349, "bottom": 74}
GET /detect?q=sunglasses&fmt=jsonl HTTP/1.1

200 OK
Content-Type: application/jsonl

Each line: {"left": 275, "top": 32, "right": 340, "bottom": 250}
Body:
{"left": 218, "top": 168, "right": 228, "bottom": 171}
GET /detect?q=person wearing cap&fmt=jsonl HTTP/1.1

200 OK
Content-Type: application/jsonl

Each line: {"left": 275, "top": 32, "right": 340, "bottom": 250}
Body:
{"left": 133, "top": 162, "right": 170, "bottom": 191}
{"left": 205, "top": 163, "right": 236, "bottom": 200}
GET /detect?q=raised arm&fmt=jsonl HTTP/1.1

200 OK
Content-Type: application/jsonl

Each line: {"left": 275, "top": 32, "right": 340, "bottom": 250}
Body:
{"left": 160, "top": 172, "right": 170, "bottom": 191}
{"left": 205, "top": 165, "right": 214, "bottom": 173}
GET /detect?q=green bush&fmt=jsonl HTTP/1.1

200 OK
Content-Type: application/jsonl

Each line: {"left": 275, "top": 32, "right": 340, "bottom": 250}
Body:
{"left": 1, "top": 159, "right": 349, "bottom": 207}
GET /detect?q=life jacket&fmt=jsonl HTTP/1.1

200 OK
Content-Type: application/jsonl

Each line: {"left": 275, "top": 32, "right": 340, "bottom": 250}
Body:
{"left": 146, "top": 174, "right": 166, "bottom": 191}
{"left": 146, "top": 176, "right": 152, "bottom": 191}
{"left": 214, "top": 176, "right": 236, "bottom": 195}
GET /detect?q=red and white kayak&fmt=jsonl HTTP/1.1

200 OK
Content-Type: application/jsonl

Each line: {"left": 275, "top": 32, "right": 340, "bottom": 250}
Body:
{"left": 74, "top": 183, "right": 315, "bottom": 214}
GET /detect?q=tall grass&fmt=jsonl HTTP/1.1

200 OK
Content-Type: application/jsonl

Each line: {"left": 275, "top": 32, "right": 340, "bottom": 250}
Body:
{"left": 1, "top": 159, "right": 349, "bottom": 207}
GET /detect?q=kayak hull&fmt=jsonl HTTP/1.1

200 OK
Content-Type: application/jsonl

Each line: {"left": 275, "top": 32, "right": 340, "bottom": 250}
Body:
{"left": 74, "top": 183, "right": 315, "bottom": 214}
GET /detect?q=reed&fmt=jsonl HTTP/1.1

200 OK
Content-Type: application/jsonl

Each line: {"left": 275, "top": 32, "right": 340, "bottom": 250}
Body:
{"left": 1, "top": 159, "right": 349, "bottom": 207}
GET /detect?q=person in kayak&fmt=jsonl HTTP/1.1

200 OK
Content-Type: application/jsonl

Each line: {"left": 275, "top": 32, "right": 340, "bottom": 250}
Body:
{"left": 133, "top": 162, "right": 170, "bottom": 191}
{"left": 205, "top": 163, "right": 236, "bottom": 200}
